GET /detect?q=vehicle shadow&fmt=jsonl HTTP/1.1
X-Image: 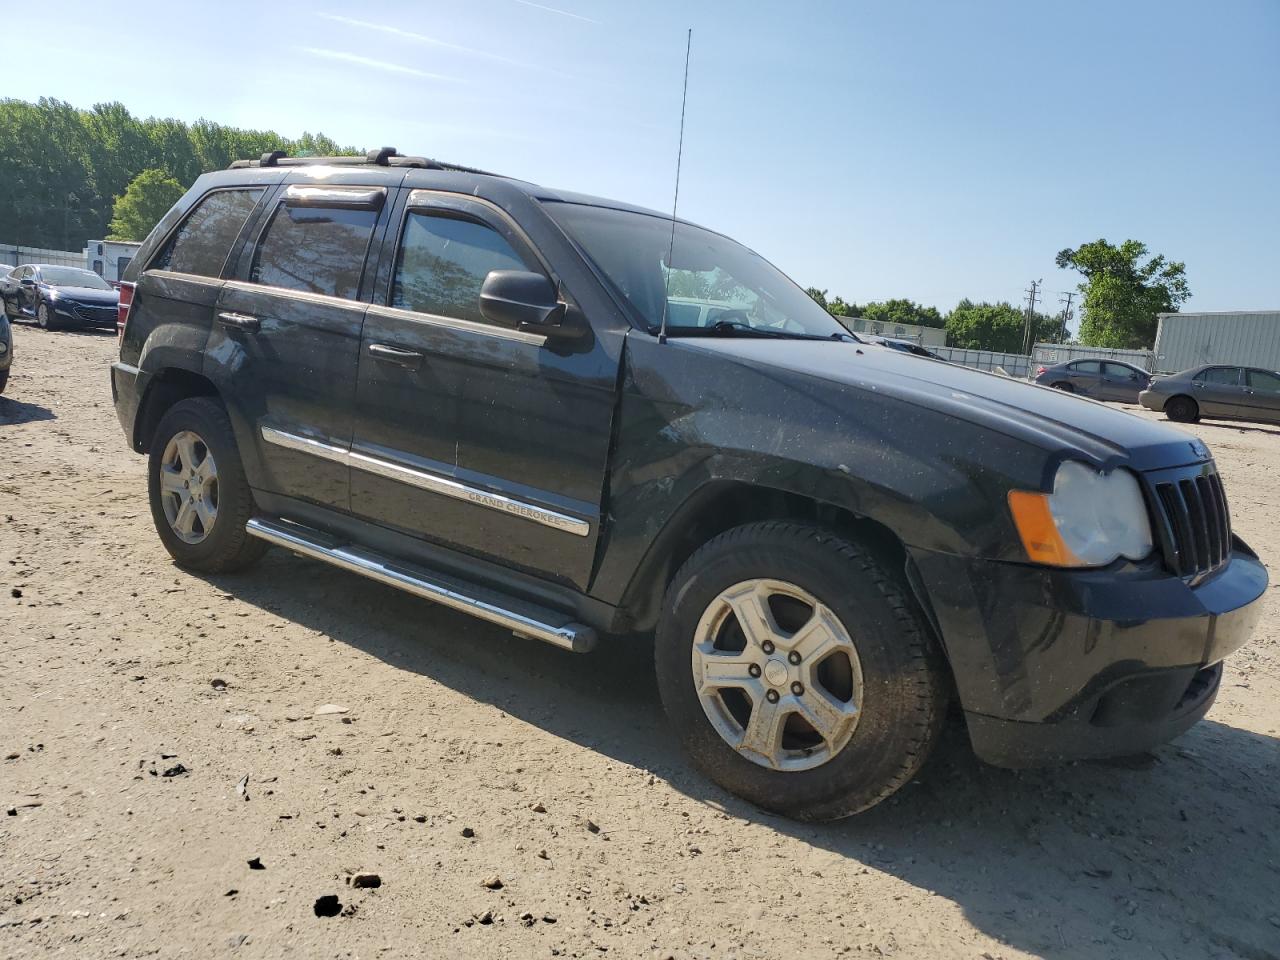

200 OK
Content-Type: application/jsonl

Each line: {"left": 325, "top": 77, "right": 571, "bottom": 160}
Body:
{"left": 1204, "top": 420, "right": 1280, "bottom": 439}
{"left": 0, "top": 396, "right": 56, "bottom": 425}
{"left": 205, "top": 552, "right": 1280, "bottom": 959}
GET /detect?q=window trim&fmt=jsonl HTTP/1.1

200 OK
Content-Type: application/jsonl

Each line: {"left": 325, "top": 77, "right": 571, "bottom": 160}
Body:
{"left": 385, "top": 191, "right": 555, "bottom": 335}
{"left": 1246, "top": 368, "right": 1280, "bottom": 392}
{"left": 145, "top": 185, "right": 268, "bottom": 278}
{"left": 1194, "top": 366, "right": 1242, "bottom": 386}
{"left": 246, "top": 197, "right": 381, "bottom": 303}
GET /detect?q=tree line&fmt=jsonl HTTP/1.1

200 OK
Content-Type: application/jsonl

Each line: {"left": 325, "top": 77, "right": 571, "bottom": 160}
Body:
{"left": 2, "top": 97, "right": 1189, "bottom": 350}
{"left": 0, "top": 98, "right": 356, "bottom": 250}
{"left": 808, "top": 238, "right": 1189, "bottom": 352}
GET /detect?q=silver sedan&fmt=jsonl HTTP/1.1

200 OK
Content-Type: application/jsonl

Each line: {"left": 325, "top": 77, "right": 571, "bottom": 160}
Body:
{"left": 1139, "top": 364, "right": 1280, "bottom": 424}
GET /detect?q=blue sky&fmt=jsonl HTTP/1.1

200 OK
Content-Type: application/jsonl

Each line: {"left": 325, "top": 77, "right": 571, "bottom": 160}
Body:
{"left": 12, "top": 0, "right": 1279, "bottom": 324}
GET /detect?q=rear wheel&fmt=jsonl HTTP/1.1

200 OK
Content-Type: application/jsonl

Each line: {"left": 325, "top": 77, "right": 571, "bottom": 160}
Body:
{"left": 1050, "top": 381, "right": 1074, "bottom": 392}
{"left": 655, "top": 522, "right": 948, "bottom": 820}
{"left": 1165, "top": 395, "right": 1199, "bottom": 423}
{"left": 0, "top": 370, "right": 8, "bottom": 395}
{"left": 147, "top": 397, "right": 266, "bottom": 573}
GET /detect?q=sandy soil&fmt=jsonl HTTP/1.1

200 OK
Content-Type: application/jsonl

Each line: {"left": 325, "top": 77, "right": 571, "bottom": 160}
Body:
{"left": 2, "top": 324, "right": 1277, "bottom": 960}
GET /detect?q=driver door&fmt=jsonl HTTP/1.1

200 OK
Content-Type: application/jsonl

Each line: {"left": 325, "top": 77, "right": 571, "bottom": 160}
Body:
{"left": 349, "top": 190, "right": 619, "bottom": 589}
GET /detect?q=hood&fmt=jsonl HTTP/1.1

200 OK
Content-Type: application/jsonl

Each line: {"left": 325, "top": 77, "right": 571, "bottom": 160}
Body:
{"left": 47, "top": 284, "right": 119, "bottom": 303}
{"left": 678, "top": 338, "right": 1209, "bottom": 472}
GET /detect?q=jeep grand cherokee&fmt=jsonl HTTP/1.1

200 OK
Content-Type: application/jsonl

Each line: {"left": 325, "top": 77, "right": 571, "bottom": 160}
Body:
{"left": 110, "top": 148, "right": 1266, "bottom": 820}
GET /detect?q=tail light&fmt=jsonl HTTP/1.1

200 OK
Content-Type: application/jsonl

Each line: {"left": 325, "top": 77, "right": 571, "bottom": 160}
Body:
{"left": 1035, "top": 365, "right": 1046, "bottom": 376}
{"left": 117, "top": 281, "right": 135, "bottom": 341}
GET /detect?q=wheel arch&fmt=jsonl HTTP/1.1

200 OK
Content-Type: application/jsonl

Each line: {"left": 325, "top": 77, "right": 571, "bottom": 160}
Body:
{"left": 616, "top": 480, "right": 942, "bottom": 644}
{"left": 132, "top": 367, "right": 221, "bottom": 453}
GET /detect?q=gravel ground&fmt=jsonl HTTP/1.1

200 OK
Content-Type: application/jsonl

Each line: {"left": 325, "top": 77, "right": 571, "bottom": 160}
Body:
{"left": 2, "top": 324, "right": 1277, "bottom": 960}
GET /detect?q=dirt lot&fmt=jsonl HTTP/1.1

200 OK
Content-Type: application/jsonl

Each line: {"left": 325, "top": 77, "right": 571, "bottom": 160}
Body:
{"left": 1, "top": 324, "right": 1277, "bottom": 960}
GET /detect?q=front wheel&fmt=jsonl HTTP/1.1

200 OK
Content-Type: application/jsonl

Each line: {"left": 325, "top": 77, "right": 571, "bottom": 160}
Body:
{"left": 36, "top": 301, "right": 58, "bottom": 331}
{"left": 655, "top": 522, "right": 949, "bottom": 820}
{"left": 147, "top": 397, "right": 266, "bottom": 573}
{"left": 1050, "top": 381, "right": 1074, "bottom": 392}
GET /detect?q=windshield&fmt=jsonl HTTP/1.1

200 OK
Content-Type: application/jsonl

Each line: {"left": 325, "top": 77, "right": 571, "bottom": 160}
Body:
{"left": 545, "top": 202, "right": 849, "bottom": 339}
{"left": 40, "top": 267, "right": 113, "bottom": 289}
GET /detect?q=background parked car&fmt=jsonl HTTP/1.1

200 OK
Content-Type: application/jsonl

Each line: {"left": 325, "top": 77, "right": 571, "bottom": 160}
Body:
{"left": 1033, "top": 358, "right": 1153, "bottom": 402}
{"left": 0, "top": 263, "right": 120, "bottom": 331}
{"left": 0, "top": 310, "right": 11, "bottom": 394}
{"left": 1140, "top": 364, "right": 1280, "bottom": 424}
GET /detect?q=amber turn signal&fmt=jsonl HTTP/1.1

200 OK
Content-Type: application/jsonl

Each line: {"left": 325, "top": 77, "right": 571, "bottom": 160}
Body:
{"left": 1007, "top": 490, "right": 1081, "bottom": 567}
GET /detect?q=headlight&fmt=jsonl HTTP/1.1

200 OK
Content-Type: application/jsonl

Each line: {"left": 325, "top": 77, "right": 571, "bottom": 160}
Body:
{"left": 1008, "top": 460, "right": 1153, "bottom": 567}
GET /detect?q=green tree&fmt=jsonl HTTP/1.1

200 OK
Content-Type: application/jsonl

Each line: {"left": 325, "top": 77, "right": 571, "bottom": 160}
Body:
{"left": 860, "top": 298, "right": 944, "bottom": 329}
{"left": 0, "top": 97, "right": 360, "bottom": 248}
{"left": 944, "top": 299, "right": 1049, "bottom": 352}
{"left": 1055, "top": 239, "right": 1190, "bottom": 348}
{"left": 107, "top": 169, "right": 186, "bottom": 240}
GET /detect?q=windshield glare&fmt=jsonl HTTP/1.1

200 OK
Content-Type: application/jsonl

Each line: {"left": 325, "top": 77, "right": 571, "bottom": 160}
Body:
{"left": 40, "top": 267, "right": 113, "bottom": 289}
{"left": 545, "top": 202, "right": 848, "bottom": 338}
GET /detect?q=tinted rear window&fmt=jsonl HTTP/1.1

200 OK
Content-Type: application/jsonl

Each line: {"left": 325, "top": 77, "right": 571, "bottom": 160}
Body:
{"left": 250, "top": 204, "right": 376, "bottom": 300}
{"left": 1196, "top": 367, "right": 1240, "bottom": 385}
{"left": 153, "top": 188, "right": 264, "bottom": 277}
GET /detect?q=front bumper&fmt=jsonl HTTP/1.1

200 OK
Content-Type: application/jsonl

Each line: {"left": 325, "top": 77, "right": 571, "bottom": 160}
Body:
{"left": 910, "top": 540, "right": 1267, "bottom": 767}
{"left": 54, "top": 301, "right": 117, "bottom": 326}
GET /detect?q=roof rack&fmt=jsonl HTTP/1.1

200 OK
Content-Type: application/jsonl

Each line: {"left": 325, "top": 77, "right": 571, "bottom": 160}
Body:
{"left": 228, "top": 146, "right": 503, "bottom": 177}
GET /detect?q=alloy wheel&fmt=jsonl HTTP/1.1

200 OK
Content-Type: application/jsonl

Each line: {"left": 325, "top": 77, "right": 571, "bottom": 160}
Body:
{"left": 691, "top": 578, "right": 864, "bottom": 771}
{"left": 159, "top": 430, "right": 219, "bottom": 544}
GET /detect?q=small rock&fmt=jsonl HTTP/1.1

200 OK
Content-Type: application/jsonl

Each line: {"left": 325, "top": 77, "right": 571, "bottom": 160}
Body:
{"left": 476, "top": 909, "right": 494, "bottom": 925}
{"left": 236, "top": 774, "right": 249, "bottom": 800}
{"left": 314, "top": 895, "right": 342, "bottom": 918}
{"left": 537, "top": 849, "right": 549, "bottom": 860}
{"left": 520, "top": 911, "right": 535, "bottom": 926}
{"left": 224, "top": 889, "right": 238, "bottom": 897}
{"left": 226, "top": 933, "right": 248, "bottom": 949}
{"left": 211, "top": 678, "right": 227, "bottom": 691}
{"left": 5, "top": 807, "right": 15, "bottom": 817}
{"left": 413, "top": 815, "right": 427, "bottom": 824}
{"left": 530, "top": 801, "right": 546, "bottom": 814}
{"left": 1112, "top": 925, "right": 1134, "bottom": 941}
{"left": 586, "top": 819, "right": 601, "bottom": 834}
{"left": 328, "top": 747, "right": 343, "bottom": 756}
{"left": 161, "top": 763, "right": 188, "bottom": 778}
{"left": 461, "top": 826, "right": 475, "bottom": 838}
{"left": 542, "top": 913, "right": 557, "bottom": 924}
{"left": 482, "top": 874, "right": 504, "bottom": 890}
{"left": 4, "top": 753, "right": 18, "bottom": 761}
{"left": 247, "top": 857, "right": 265, "bottom": 870}
{"left": 10, "top": 588, "right": 21, "bottom": 598}
{"left": 353, "top": 809, "right": 368, "bottom": 817}
{"left": 351, "top": 873, "right": 381, "bottom": 889}
{"left": 314, "top": 704, "right": 349, "bottom": 716}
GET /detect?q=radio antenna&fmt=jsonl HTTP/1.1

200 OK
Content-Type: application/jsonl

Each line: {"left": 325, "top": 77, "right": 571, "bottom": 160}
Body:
{"left": 658, "top": 28, "right": 692, "bottom": 345}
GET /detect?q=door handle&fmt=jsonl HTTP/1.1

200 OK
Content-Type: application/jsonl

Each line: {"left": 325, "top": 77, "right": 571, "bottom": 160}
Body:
{"left": 368, "top": 343, "right": 425, "bottom": 369}
{"left": 218, "top": 311, "right": 260, "bottom": 333}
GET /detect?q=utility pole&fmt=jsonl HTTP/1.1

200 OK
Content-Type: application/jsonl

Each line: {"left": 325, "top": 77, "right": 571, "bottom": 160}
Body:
{"left": 1058, "top": 291, "right": 1076, "bottom": 343}
{"left": 1022, "top": 279, "right": 1041, "bottom": 355}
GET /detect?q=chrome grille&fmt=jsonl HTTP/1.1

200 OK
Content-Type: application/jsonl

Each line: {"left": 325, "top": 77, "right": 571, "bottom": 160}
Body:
{"left": 1148, "top": 466, "right": 1231, "bottom": 579}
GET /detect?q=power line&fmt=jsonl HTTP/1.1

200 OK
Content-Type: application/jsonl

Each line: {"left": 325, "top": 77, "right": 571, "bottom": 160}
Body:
{"left": 1022, "top": 279, "right": 1042, "bottom": 354}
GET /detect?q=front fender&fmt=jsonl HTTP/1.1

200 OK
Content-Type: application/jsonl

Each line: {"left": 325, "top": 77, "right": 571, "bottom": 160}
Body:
{"left": 590, "top": 336, "right": 1050, "bottom": 607}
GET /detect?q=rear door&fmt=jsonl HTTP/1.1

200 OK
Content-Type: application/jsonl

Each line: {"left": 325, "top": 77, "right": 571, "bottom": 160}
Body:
{"left": 1069, "top": 359, "right": 1103, "bottom": 395}
{"left": 348, "top": 189, "right": 617, "bottom": 587}
{"left": 1242, "top": 369, "right": 1280, "bottom": 423}
{"left": 213, "top": 184, "right": 387, "bottom": 511}
{"left": 1191, "top": 366, "right": 1246, "bottom": 417}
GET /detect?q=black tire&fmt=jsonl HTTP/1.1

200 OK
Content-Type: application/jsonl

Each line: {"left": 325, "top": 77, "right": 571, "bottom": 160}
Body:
{"left": 1165, "top": 395, "right": 1199, "bottom": 423}
{"left": 0, "top": 370, "right": 7, "bottom": 395}
{"left": 1050, "top": 381, "right": 1074, "bottom": 392}
{"left": 147, "top": 397, "right": 266, "bottom": 573}
{"left": 36, "top": 301, "right": 58, "bottom": 331}
{"left": 655, "top": 522, "right": 949, "bottom": 820}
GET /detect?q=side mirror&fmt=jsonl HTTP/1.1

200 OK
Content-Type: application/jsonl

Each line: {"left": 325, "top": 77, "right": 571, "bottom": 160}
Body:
{"left": 18, "top": 277, "right": 34, "bottom": 286}
{"left": 479, "top": 270, "right": 566, "bottom": 332}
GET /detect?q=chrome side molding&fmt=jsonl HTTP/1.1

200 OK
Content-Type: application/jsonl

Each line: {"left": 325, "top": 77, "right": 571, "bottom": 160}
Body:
{"left": 260, "top": 425, "right": 590, "bottom": 537}
{"left": 245, "top": 516, "right": 597, "bottom": 653}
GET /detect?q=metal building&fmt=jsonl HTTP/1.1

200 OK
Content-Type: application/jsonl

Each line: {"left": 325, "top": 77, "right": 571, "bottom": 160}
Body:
{"left": 1153, "top": 311, "right": 1280, "bottom": 373}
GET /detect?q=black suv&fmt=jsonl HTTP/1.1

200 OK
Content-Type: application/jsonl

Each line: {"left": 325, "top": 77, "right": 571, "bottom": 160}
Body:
{"left": 111, "top": 149, "right": 1267, "bottom": 819}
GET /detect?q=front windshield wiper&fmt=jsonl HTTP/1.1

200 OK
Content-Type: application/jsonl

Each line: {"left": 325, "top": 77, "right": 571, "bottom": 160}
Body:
{"left": 662, "top": 319, "right": 836, "bottom": 341}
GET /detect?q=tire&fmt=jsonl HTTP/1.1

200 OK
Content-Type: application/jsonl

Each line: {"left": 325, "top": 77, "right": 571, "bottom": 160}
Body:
{"left": 147, "top": 397, "right": 266, "bottom": 573}
{"left": 36, "top": 301, "right": 58, "bottom": 331}
{"left": 0, "top": 370, "right": 7, "bottom": 395}
{"left": 1050, "top": 381, "right": 1074, "bottom": 392}
{"left": 1165, "top": 395, "right": 1199, "bottom": 423}
{"left": 655, "top": 522, "right": 949, "bottom": 820}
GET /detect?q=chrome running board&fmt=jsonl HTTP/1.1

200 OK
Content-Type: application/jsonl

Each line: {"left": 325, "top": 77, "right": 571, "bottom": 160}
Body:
{"left": 245, "top": 516, "right": 597, "bottom": 653}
